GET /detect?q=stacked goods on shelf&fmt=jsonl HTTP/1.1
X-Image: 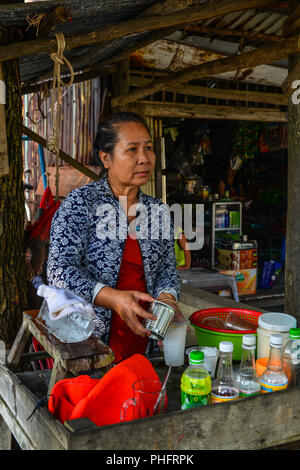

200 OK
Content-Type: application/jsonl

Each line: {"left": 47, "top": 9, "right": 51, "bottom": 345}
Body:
{"left": 217, "top": 239, "right": 258, "bottom": 295}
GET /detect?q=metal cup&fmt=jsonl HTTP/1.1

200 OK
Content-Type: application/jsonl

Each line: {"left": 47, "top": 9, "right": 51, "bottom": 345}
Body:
{"left": 144, "top": 300, "right": 175, "bottom": 341}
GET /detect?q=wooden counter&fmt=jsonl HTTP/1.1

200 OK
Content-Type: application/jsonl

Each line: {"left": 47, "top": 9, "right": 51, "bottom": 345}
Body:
{"left": 1, "top": 287, "right": 298, "bottom": 451}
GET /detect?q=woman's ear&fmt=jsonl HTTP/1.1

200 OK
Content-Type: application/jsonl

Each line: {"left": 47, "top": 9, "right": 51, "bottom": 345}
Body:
{"left": 99, "top": 151, "right": 112, "bottom": 170}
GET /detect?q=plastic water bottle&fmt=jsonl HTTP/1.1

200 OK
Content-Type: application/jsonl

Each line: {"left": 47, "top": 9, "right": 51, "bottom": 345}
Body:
{"left": 283, "top": 328, "right": 300, "bottom": 387}
{"left": 238, "top": 335, "right": 260, "bottom": 398}
{"left": 38, "top": 299, "right": 94, "bottom": 343}
{"left": 181, "top": 351, "right": 211, "bottom": 409}
{"left": 211, "top": 341, "right": 239, "bottom": 404}
{"left": 260, "top": 334, "right": 288, "bottom": 393}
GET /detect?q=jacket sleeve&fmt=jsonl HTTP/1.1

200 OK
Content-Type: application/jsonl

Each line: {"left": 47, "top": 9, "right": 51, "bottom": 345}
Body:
{"left": 153, "top": 211, "right": 180, "bottom": 301}
{"left": 47, "top": 189, "right": 107, "bottom": 304}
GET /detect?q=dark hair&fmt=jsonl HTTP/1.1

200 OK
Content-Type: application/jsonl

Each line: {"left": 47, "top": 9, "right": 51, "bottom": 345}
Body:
{"left": 93, "top": 111, "right": 151, "bottom": 169}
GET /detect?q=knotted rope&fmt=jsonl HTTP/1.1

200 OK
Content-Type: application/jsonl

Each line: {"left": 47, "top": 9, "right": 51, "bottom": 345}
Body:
{"left": 26, "top": 14, "right": 46, "bottom": 37}
{"left": 47, "top": 32, "right": 74, "bottom": 200}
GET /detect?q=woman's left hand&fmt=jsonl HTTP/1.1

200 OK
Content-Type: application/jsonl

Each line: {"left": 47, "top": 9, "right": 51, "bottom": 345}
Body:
{"left": 156, "top": 294, "right": 187, "bottom": 347}
{"left": 157, "top": 294, "right": 186, "bottom": 324}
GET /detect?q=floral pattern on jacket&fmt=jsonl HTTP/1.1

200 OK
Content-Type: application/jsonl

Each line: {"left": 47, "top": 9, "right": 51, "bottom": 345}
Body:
{"left": 47, "top": 175, "right": 180, "bottom": 343}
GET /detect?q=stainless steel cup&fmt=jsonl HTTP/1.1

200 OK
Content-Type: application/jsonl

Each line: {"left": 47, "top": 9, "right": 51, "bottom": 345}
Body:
{"left": 144, "top": 300, "right": 175, "bottom": 341}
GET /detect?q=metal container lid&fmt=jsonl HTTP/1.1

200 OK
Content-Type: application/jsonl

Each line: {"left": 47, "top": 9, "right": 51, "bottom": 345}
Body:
{"left": 258, "top": 312, "right": 297, "bottom": 333}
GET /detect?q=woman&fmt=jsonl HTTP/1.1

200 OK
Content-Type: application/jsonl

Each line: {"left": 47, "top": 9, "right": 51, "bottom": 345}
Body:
{"left": 47, "top": 112, "right": 182, "bottom": 363}
{"left": 218, "top": 167, "right": 244, "bottom": 201}
{"left": 174, "top": 226, "right": 191, "bottom": 271}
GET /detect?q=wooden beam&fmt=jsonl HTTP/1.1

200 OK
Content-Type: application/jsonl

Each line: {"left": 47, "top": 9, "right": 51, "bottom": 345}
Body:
{"left": 22, "top": 0, "right": 194, "bottom": 85}
{"left": 282, "top": 3, "right": 300, "bottom": 37}
{"left": 22, "top": 125, "right": 100, "bottom": 181}
{"left": 21, "top": 64, "right": 116, "bottom": 95}
{"left": 128, "top": 100, "right": 287, "bottom": 122}
{"left": 130, "top": 75, "right": 287, "bottom": 105}
{"left": 0, "top": 0, "right": 277, "bottom": 62}
{"left": 184, "top": 24, "right": 284, "bottom": 43}
{"left": 112, "top": 34, "right": 299, "bottom": 107}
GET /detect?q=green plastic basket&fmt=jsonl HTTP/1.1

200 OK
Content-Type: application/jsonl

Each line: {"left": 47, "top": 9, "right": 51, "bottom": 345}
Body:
{"left": 189, "top": 308, "right": 263, "bottom": 361}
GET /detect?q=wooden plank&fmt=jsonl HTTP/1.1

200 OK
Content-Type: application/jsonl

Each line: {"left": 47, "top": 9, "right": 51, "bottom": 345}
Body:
{"left": 128, "top": 101, "right": 287, "bottom": 122}
{"left": 0, "top": 63, "right": 9, "bottom": 177}
{"left": 0, "top": 364, "right": 69, "bottom": 450}
{"left": 6, "top": 317, "right": 31, "bottom": 369}
{"left": 64, "top": 417, "right": 98, "bottom": 432}
{"left": 21, "top": 64, "right": 117, "bottom": 95}
{"left": 22, "top": 125, "right": 100, "bottom": 181}
{"left": 66, "top": 386, "right": 300, "bottom": 450}
{"left": 0, "top": 0, "right": 277, "bottom": 62}
{"left": 184, "top": 24, "right": 284, "bottom": 43}
{"left": 112, "top": 34, "right": 300, "bottom": 107}
{"left": 130, "top": 75, "right": 287, "bottom": 106}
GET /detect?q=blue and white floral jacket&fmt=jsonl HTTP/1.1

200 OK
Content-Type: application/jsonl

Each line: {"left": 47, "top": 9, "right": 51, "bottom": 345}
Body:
{"left": 47, "top": 175, "right": 180, "bottom": 343}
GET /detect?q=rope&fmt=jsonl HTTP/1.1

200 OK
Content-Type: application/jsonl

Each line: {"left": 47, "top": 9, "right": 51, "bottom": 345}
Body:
{"left": 47, "top": 32, "right": 74, "bottom": 200}
{"left": 26, "top": 14, "right": 46, "bottom": 37}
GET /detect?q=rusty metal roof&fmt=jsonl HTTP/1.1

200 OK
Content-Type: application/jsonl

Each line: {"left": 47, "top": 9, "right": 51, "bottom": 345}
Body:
{"left": 0, "top": 1, "right": 290, "bottom": 86}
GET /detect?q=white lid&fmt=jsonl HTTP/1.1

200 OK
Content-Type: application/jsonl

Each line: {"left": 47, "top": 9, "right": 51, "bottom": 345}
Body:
{"left": 258, "top": 312, "right": 296, "bottom": 332}
{"left": 242, "top": 334, "right": 256, "bottom": 348}
{"left": 219, "top": 341, "right": 233, "bottom": 353}
{"left": 270, "top": 334, "right": 283, "bottom": 347}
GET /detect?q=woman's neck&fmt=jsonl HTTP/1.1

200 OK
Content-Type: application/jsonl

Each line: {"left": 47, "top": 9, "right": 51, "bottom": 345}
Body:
{"left": 107, "top": 174, "right": 139, "bottom": 214}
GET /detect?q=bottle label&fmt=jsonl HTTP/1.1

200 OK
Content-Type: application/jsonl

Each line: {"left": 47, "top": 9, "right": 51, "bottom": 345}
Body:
{"left": 210, "top": 392, "right": 239, "bottom": 404}
{"left": 239, "top": 390, "right": 259, "bottom": 398}
{"left": 260, "top": 380, "right": 288, "bottom": 394}
{"left": 181, "top": 391, "right": 210, "bottom": 409}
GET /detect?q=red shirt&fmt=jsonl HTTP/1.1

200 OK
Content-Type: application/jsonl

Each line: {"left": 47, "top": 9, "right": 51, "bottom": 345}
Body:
{"left": 108, "top": 234, "right": 149, "bottom": 363}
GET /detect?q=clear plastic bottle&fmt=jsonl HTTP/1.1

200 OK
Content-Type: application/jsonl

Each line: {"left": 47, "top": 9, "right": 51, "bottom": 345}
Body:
{"left": 211, "top": 341, "right": 239, "bottom": 404}
{"left": 38, "top": 299, "right": 94, "bottom": 343}
{"left": 181, "top": 351, "right": 211, "bottom": 410}
{"left": 238, "top": 334, "right": 260, "bottom": 398}
{"left": 282, "top": 328, "right": 300, "bottom": 387}
{"left": 260, "top": 334, "right": 288, "bottom": 393}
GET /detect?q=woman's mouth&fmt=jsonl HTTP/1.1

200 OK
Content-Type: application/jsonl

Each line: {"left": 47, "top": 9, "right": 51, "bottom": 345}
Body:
{"left": 135, "top": 171, "right": 149, "bottom": 177}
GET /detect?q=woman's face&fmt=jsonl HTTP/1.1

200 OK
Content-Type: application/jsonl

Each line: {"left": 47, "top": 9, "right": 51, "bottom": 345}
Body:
{"left": 100, "top": 121, "right": 156, "bottom": 188}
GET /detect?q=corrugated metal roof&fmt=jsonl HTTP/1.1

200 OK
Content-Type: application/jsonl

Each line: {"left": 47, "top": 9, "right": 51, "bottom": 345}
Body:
{"left": 0, "top": 1, "right": 290, "bottom": 86}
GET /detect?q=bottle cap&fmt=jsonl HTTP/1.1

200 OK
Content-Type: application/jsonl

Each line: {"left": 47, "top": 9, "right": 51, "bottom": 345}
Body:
{"left": 258, "top": 313, "right": 296, "bottom": 332}
{"left": 270, "top": 334, "right": 283, "bottom": 347}
{"left": 189, "top": 350, "right": 204, "bottom": 364}
{"left": 242, "top": 334, "right": 256, "bottom": 348}
{"left": 289, "top": 328, "right": 300, "bottom": 339}
{"left": 219, "top": 341, "right": 233, "bottom": 353}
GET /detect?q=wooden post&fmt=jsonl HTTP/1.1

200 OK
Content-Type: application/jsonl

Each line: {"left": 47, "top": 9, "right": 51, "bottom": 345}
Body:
{"left": 285, "top": 4, "right": 300, "bottom": 320}
{"left": 112, "top": 57, "right": 129, "bottom": 113}
{"left": 0, "top": 27, "right": 27, "bottom": 347}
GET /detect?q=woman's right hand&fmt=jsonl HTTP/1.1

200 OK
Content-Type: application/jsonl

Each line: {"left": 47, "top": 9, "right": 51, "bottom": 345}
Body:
{"left": 95, "top": 287, "right": 156, "bottom": 337}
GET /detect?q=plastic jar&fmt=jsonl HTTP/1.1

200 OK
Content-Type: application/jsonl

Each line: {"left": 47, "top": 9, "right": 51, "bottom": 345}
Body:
{"left": 257, "top": 312, "right": 297, "bottom": 359}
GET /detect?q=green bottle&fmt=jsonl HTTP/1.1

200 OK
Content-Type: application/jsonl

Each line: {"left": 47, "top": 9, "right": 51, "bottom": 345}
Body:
{"left": 181, "top": 351, "right": 211, "bottom": 409}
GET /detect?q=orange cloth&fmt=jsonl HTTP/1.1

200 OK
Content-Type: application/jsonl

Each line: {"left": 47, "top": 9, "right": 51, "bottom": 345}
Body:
{"left": 109, "top": 235, "right": 149, "bottom": 364}
{"left": 48, "top": 354, "right": 166, "bottom": 426}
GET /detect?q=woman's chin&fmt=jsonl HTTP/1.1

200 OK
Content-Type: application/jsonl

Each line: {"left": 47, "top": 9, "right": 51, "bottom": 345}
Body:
{"left": 133, "top": 172, "right": 151, "bottom": 185}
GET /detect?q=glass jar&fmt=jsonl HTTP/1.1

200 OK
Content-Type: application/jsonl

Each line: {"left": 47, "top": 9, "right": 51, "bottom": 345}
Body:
{"left": 257, "top": 312, "right": 297, "bottom": 359}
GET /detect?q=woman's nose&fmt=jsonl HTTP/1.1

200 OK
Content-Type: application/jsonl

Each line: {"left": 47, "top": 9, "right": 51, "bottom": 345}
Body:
{"left": 137, "top": 148, "right": 151, "bottom": 164}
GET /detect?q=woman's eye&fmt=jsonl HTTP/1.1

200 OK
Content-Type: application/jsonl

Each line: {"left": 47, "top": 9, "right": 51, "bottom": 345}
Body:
{"left": 145, "top": 146, "right": 153, "bottom": 151}
{"left": 128, "top": 147, "right": 136, "bottom": 153}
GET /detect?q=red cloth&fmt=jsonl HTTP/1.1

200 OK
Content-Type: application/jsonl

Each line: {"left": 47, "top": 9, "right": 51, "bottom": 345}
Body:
{"left": 108, "top": 234, "right": 149, "bottom": 364}
{"left": 26, "top": 187, "right": 60, "bottom": 245}
{"left": 48, "top": 354, "right": 166, "bottom": 426}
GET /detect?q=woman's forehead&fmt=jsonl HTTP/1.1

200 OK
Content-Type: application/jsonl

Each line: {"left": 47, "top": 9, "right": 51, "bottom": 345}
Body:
{"left": 116, "top": 121, "right": 151, "bottom": 143}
